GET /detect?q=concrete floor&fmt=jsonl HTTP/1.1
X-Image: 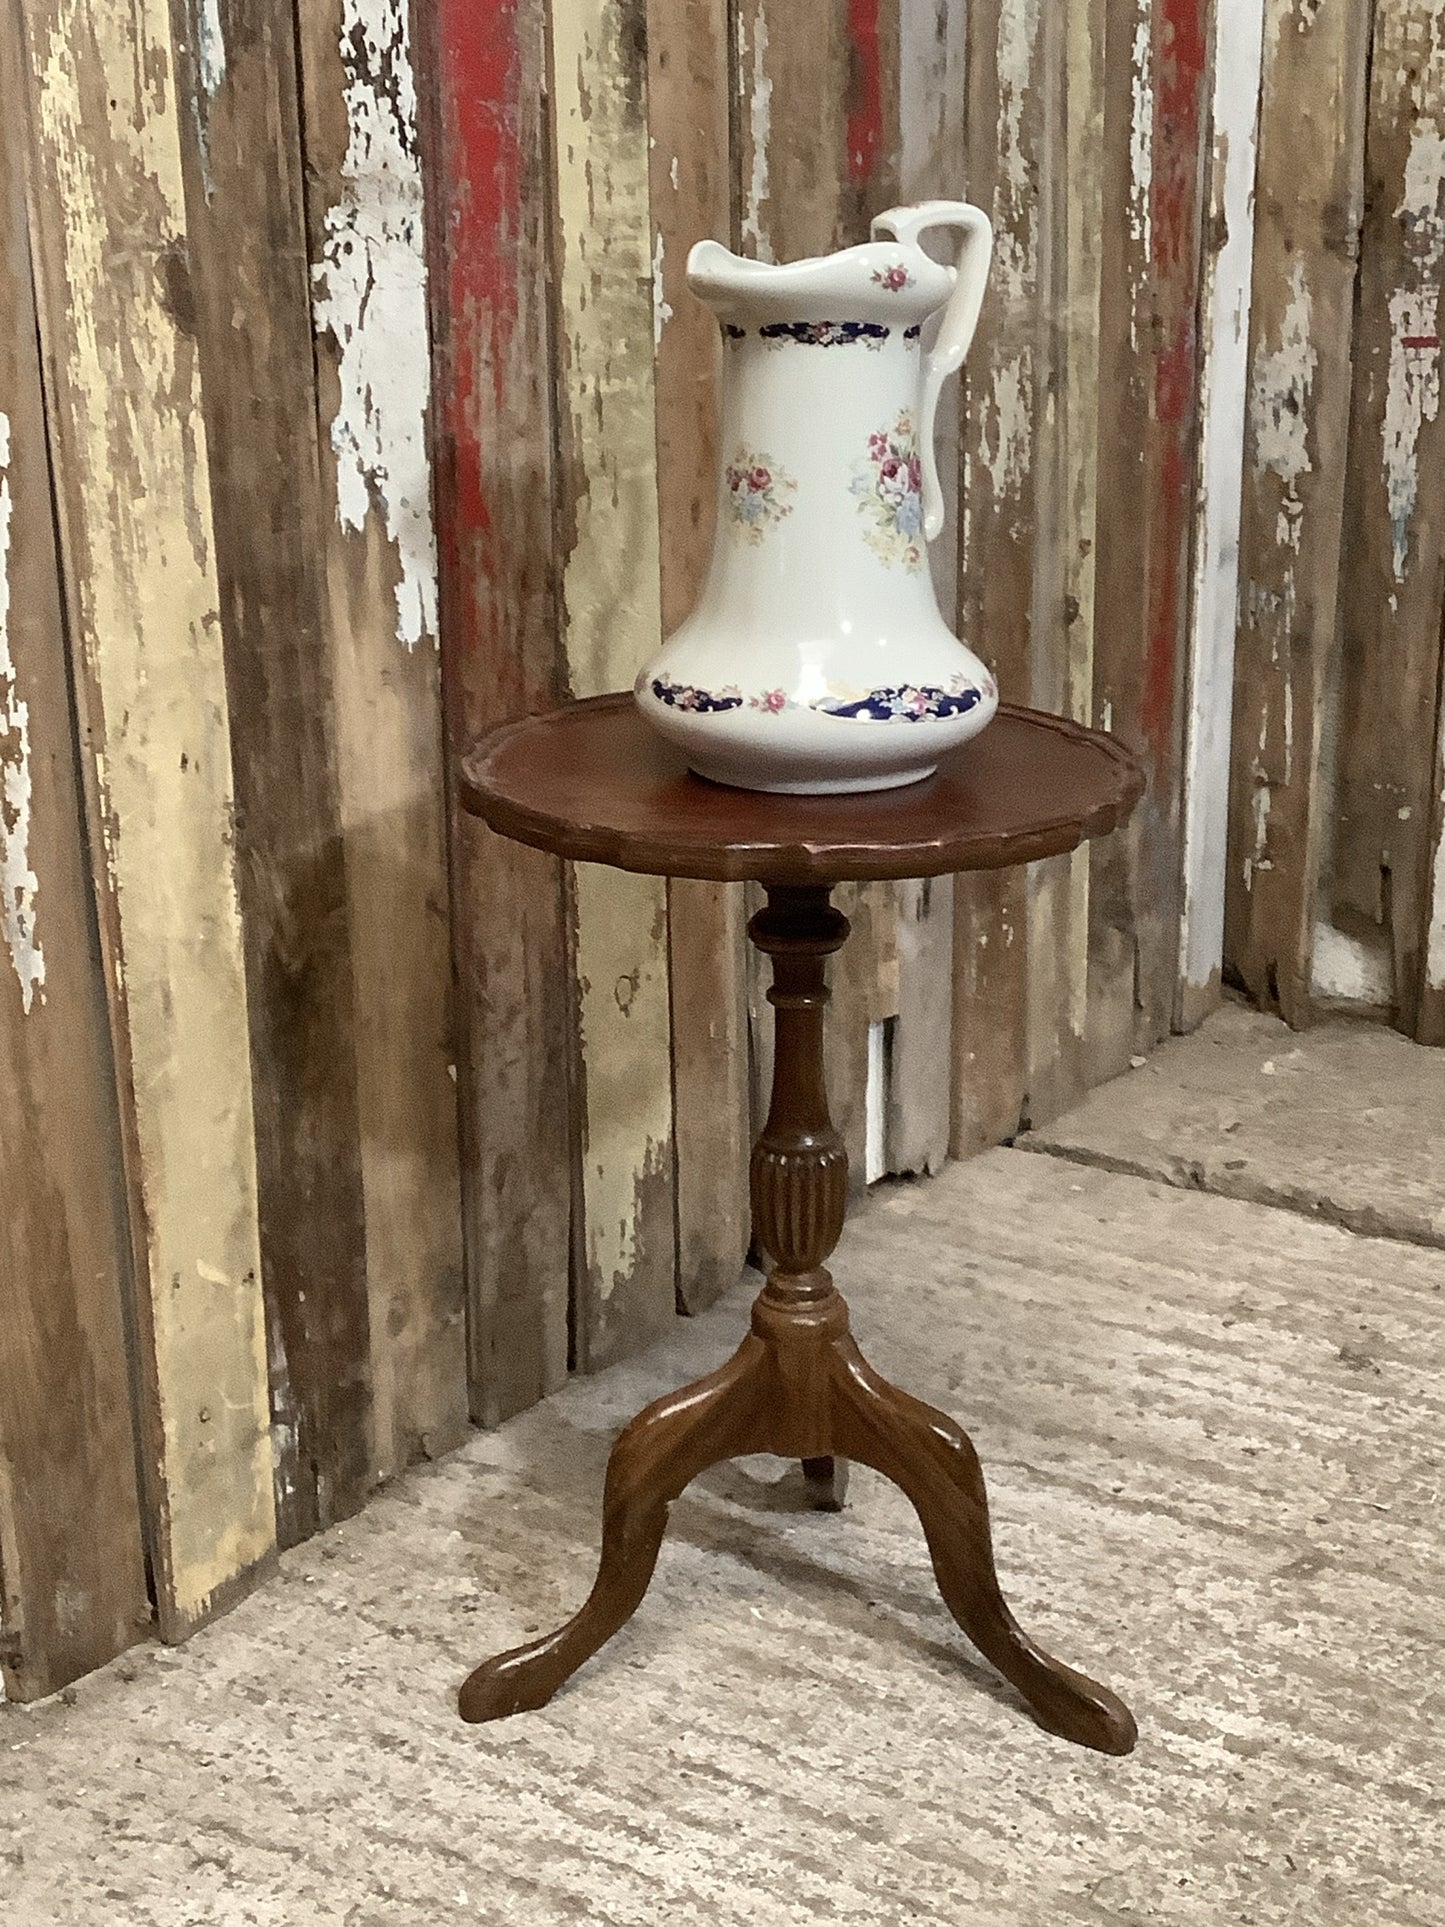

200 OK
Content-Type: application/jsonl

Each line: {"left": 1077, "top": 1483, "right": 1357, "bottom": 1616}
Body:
{"left": 5, "top": 1005, "right": 1443, "bottom": 1925}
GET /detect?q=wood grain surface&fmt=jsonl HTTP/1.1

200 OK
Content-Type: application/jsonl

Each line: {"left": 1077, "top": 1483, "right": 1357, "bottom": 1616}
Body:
{"left": 171, "top": 0, "right": 374, "bottom": 1548}
{"left": 428, "top": 0, "right": 572, "bottom": 1424}
{"left": 0, "top": 0, "right": 149, "bottom": 1696}
{"left": 460, "top": 698, "right": 1144, "bottom": 885}
{"left": 648, "top": 0, "right": 751, "bottom": 1312}
{"left": 297, "top": 0, "right": 468, "bottom": 1474}
{"left": 1227, "top": 0, "right": 1372, "bottom": 1026}
{"left": 18, "top": 0, "right": 277, "bottom": 1638}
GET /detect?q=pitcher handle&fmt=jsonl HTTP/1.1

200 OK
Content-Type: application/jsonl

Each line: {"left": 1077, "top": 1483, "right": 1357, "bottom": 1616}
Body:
{"left": 871, "top": 200, "right": 993, "bottom": 543}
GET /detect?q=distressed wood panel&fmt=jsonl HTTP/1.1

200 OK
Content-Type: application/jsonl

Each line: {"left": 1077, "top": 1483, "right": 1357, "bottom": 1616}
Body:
{"left": 428, "top": 0, "right": 571, "bottom": 1420}
{"left": 170, "top": 0, "right": 374, "bottom": 1546}
{"left": 549, "top": 0, "right": 676, "bottom": 1369}
{"left": 18, "top": 0, "right": 275, "bottom": 1634}
{"left": 1226, "top": 0, "right": 1372, "bottom": 1027}
{"left": 952, "top": 0, "right": 1045, "bottom": 1154}
{"left": 1022, "top": 0, "right": 1090, "bottom": 1132}
{"left": 1178, "top": 0, "right": 1267, "bottom": 1031}
{"left": 0, "top": 4, "right": 149, "bottom": 1696}
{"left": 1091, "top": 0, "right": 1210, "bottom": 1071}
{"left": 888, "top": 0, "right": 967, "bottom": 1177}
{"left": 648, "top": 0, "right": 751, "bottom": 1312}
{"left": 1327, "top": 1, "right": 1445, "bottom": 1035}
{"left": 297, "top": 0, "right": 468, "bottom": 1470}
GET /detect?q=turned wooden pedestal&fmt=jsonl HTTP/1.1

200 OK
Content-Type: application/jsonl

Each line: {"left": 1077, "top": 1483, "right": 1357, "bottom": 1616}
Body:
{"left": 457, "top": 695, "right": 1145, "bottom": 1753}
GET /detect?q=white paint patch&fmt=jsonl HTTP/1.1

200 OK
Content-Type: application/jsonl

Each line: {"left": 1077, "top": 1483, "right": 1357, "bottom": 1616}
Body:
{"left": 651, "top": 230, "right": 672, "bottom": 345}
{"left": 738, "top": 9, "right": 774, "bottom": 261}
{"left": 1180, "top": 0, "right": 1267, "bottom": 1004}
{"left": 1381, "top": 120, "right": 1445, "bottom": 582}
{"left": 865, "top": 1019, "right": 887, "bottom": 1185}
{"left": 1128, "top": 1, "right": 1153, "bottom": 349}
{"left": 1428, "top": 780, "right": 1445, "bottom": 989}
{"left": 196, "top": 0, "right": 225, "bottom": 96}
{"left": 1250, "top": 255, "right": 1315, "bottom": 556}
{"left": 1311, "top": 919, "right": 1393, "bottom": 1007}
{"left": 0, "top": 416, "right": 44, "bottom": 1013}
{"left": 311, "top": 0, "right": 438, "bottom": 648}
{"left": 982, "top": 355, "right": 1031, "bottom": 506}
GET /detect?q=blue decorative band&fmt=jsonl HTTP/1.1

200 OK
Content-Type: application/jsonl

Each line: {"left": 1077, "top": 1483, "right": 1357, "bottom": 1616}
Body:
{"left": 721, "top": 319, "right": 899, "bottom": 348}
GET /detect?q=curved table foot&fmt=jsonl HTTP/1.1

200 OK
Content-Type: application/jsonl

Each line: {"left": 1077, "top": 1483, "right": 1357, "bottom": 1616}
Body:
{"left": 459, "top": 1336, "right": 769, "bottom": 1723}
{"left": 830, "top": 1341, "right": 1136, "bottom": 1756}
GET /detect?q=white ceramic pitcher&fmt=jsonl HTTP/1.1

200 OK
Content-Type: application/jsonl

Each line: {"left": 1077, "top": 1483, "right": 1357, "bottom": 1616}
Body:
{"left": 635, "top": 200, "right": 997, "bottom": 794}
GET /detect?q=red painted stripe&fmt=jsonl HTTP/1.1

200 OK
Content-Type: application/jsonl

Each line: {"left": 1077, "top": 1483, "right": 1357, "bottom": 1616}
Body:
{"left": 1402, "top": 335, "right": 1440, "bottom": 349}
{"left": 847, "top": 0, "right": 884, "bottom": 183}
{"left": 436, "top": 0, "right": 524, "bottom": 555}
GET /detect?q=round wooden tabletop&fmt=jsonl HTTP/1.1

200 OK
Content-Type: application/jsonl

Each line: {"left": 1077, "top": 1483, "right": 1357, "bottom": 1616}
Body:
{"left": 458, "top": 693, "right": 1145, "bottom": 885}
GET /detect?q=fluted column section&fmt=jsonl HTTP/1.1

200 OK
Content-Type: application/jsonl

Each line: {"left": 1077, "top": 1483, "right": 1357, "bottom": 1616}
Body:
{"left": 747, "top": 887, "right": 850, "bottom": 1298}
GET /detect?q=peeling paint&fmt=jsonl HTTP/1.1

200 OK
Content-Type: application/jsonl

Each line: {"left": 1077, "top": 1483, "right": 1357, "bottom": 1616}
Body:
{"left": 1428, "top": 786, "right": 1445, "bottom": 989}
{"left": 0, "top": 416, "right": 44, "bottom": 1012}
{"left": 651, "top": 230, "right": 672, "bottom": 345}
{"left": 196, "top": 0, "right": 225, "bottom": 96}
{"left": 32, "top": 0, "right": 273, "bottom": 1621}
{"left": 982, "top": 0, "right": 1040, "bottom": 527}
{"left": 1128, "top": 1, "right": 1153, "bottom": 347}
{"left": 738, "top": 8, "right": 773, "bottom": 261}
{"left": 1381, "top": 120, "right": 1445, "bottom": 582}
{"left": 550, "top": 0, "right": 672, "bottom": 1342}
{"left": 311, "top": 0, "right": 438, "bottom": 649}
{"left": 1250, "top": 256, "right": 1315, "bottom": 557}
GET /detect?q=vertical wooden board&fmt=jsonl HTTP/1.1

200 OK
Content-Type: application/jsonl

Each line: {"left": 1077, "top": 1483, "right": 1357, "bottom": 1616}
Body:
{"left": 734, "top": 0, "right": 905, "bottom": 1193}
{"left": 648, "top": 0, "right": 750, "bottom": 1312}
{"left": 888, "top": 0, "right": 966, "bottom": 1176}
{"left": 298, "top": 0, "right": 467, "bottom": 1470}
{"left": 169, "top": 0, "right": 374, "bottom": 1545}
{"left": 1021, "top": 0, "right": 1092, "bottom": 1133}
{"left": 1225, "top": 0, "right": 1371, "bottom": 1025}
{"left": 1327, "top": 2, "right": 1445, "bottom": 1036}
{"left": 1178, "top": 0, "right": 1266, "bottom": 1032}
{"left": 549, "top": 0, "right": 676, "bottom": 1370}
{"left": 1090, "top": 0, "right": 1209, "bottom": 1068}
{"left": 1425, "top": 660, "right": 1445, "bottom": 1043}
{"left": 0, "top": 15, "right": 149, "bottom": 1697}
{"left": 1038, "top": 0, "right": 1110, "bottom": 1114}
{"left": 426, "top": 0, "right": 571, "bottom": 1422}
{"left": 18, "top": 0, "right": 275, "bottom": 1631}
{"left": 952, "top": 0, "right": 1043, "bottom": 1153}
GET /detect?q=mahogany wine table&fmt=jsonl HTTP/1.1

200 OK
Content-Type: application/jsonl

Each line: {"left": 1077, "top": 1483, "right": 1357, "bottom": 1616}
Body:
{"left": 457, "top": 693, "right": 1145, "bottom": 1753}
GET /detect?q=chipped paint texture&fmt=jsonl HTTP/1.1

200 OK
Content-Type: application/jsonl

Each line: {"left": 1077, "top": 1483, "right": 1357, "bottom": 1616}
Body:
{"left": 737, "top": 7, "right": 774, "bottom": 262}
{"left": 1181, "top": 0, "right": 1266, "bottom": 997}
{"left": 312, "top": 0, "right": 438, "bottom": 648}
{"left": 550, "top": 0, "right": 672, "bottom": 1320}
{"left": 0, "top": 416, "right": 44, "bottom": 1012}
{"left": 31, "top": 0, "right": 273, "bottom": 1618}
{"left": 651, "top": 231, "right": 672, "bottom": 345}
{"left": 1128, "top": 1, "right": 1153, "bottom": 348}
{"left": 979, "top": 0, "right": 1040, "bottom": 524}
{"left": 1428, "top": 779, "right": 1445, "bottom": 988}
{"left": 1250, "top": 257, "right": 1315, "bottom": 556}
{"left": 1381, "top": 109, "right": 1444, "bottom": 581}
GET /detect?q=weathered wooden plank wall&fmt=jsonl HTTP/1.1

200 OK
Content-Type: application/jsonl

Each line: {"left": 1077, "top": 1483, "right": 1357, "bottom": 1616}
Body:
{"left": 4, "top": 0, "right": 1444, "bottom": 1702}
{"left": 0, "top": 0, "right": 150, "bottom": 1699}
